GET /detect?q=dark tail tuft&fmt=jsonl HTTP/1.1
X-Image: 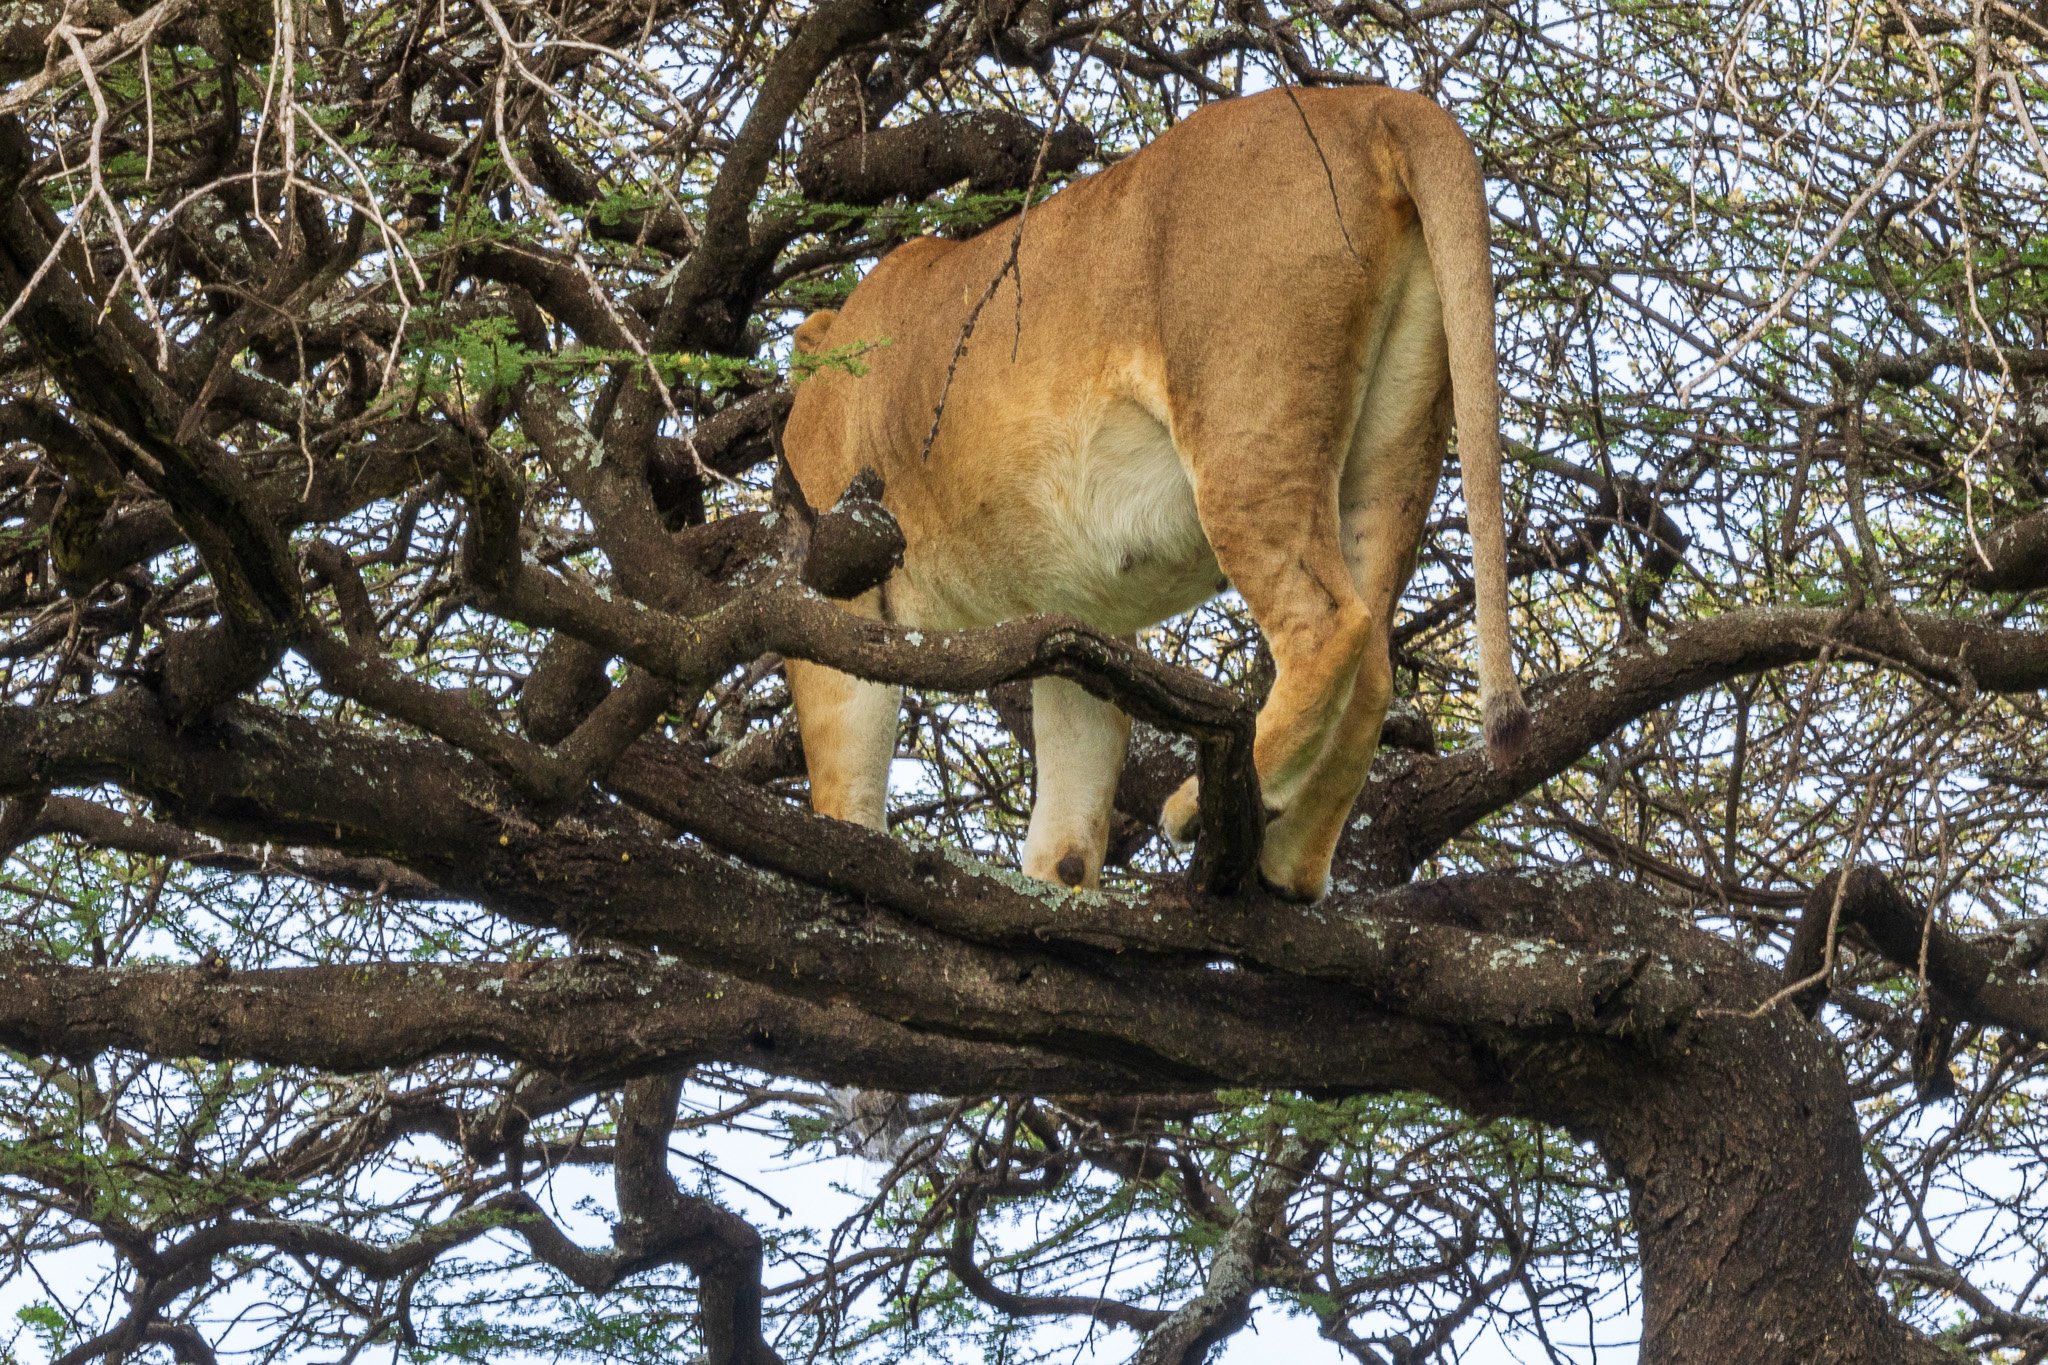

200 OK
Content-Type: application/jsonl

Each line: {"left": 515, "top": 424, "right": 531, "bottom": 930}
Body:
{"left": 1483, "top": 692, "right": 1531, "bottom": 770}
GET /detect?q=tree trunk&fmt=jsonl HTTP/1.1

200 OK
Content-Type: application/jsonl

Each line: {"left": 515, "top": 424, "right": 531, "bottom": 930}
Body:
{"left": 1377, "top": 874, "right": 1954, "bottom": 1364}
{"left": 1594, "top": 1001, "right": 1947, "bottom": 1364}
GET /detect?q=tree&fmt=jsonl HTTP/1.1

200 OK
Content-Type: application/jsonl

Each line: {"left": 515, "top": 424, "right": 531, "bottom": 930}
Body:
{"left": 0, "top": 0, "right": 2045, "bottom": 1360}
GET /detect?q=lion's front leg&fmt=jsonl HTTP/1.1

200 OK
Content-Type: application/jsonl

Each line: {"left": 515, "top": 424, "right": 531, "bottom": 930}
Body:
{"left": 1020, "top": 675, "right": 1131, "bottom": 889}
{"left": 788, "top": 588, "right": 903, "bottom": 832}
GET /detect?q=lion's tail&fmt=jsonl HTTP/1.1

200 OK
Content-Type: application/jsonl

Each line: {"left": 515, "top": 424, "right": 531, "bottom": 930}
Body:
{"left": 1386, "top": 95, "right": 1528, "bottom": 768}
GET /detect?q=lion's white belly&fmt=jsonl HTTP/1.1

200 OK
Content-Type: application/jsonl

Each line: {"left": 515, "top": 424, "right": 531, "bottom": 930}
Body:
{"left": 890, "top": 396, "right": 1221, "bottom": 634}
{"left": 1014, "top": 398, "right": 1222, "bottom": 633}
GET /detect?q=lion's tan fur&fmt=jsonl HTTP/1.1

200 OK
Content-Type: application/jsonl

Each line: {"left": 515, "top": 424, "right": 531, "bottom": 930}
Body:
{"left": 782, "top": 86, "right": 1525, "bottom": 900}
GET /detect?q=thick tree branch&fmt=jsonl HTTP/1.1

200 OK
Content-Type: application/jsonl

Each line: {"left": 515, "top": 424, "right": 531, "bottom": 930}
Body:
{"left": 795, "top": 110, "right": 1094, "bottom": 205}
{"left": 1344, "top": 605, "right": 2048, "bottom": 885}
{"left": 614, "top": 1075, "right": 783, "bottom": 1363}
{"left": 28, "top": 795, "right": 444, "bottom": 899}
{"left": 486, "top": 561, "right": 1265, "bottom": 889}
{"left": 606, "top": 738, "right": 1701, "bottom": 1037}
{"left": 0, "top": 690, "right": 1460, "bottom": 1093}
{"left": 649, "top": 0, "right": 934, "bottom": 354}
{"left": 1783, "top": 865, "right": 2048, "bottom": 1043}
{"left": 0, "top": 118, "right": 301, "bottom": 717}
{"left": 0, "top": 947, "right": 1142, "bottom": 1093}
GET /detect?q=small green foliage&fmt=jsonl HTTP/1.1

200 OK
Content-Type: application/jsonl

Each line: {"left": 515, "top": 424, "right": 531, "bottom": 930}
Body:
{"left": 407, "top": 320, "right": 841, "bottom": 401}
{"left": 414, "top": 317, "right": 534, "bottom": 401}
{"left": 14, "top": 1305, "right": 66, "bottom": 1355}
{"left": 789, "top": 336, "right": 890, "bottom": 384}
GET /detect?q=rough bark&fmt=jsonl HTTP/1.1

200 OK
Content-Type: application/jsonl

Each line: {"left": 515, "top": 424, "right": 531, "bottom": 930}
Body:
{"left": 1964, "top": 506, "right": 2048, "bottom": 593}
{"left": 796, "top": 110, "right": 1095, "bottom": 205}
{"left": 0, "top": 685, "right": 1978, "bottom": 1361}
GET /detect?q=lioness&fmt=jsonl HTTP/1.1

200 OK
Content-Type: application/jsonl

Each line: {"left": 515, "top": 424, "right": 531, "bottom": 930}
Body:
{"left": 783, "top": 86, "right": 1526, "bottom": 901}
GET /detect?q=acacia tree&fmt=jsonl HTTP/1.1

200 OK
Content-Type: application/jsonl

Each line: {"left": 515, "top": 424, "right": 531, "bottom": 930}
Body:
{"left": 0, "top": 0, "right": 2045, "bottom": 1360}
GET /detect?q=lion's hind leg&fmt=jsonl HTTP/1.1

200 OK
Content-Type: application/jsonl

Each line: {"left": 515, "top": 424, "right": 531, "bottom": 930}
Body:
{"left": 1166, "top": 416, "right": 1374, "bottom": 897}
{"left": 1258, "top": 362, "right": 1452, "bottom": 900}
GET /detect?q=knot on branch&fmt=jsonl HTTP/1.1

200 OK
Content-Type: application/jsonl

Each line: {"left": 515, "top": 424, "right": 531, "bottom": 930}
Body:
{"left": 151, "top": 622, "right": 289, "bottom": 727}
{"left": 1962, "top": 507, "right": 2048, "bottom": 594}
{"left": 799, "top": 467, "right": 904, "bottom": 600}
{"left": 795, "top": 111, "right": 1094, "bottom": 208}
{"left": 519, "top": 636, "right": 615, "bottom": 744}
{"left": 647, "top": 390, "right": 794, "bottom": 527}
{"left": 431, "top": 419, "right": 525, "bottom": 592}
{"left": 1379, "top": 700, "right": 1436, "bottom": 754}
{"left": 979, "top": 0, "right": 1060, "bottom": 69}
